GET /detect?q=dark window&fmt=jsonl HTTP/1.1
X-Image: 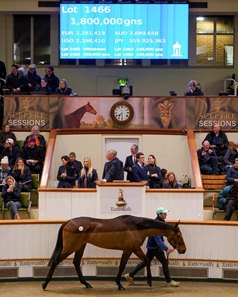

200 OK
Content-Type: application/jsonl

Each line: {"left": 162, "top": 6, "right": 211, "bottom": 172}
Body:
{"left": 14, "top": 15, "right": 50, "bottom": 65}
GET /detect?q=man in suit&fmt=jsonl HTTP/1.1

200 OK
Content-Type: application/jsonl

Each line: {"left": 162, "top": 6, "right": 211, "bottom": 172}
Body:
{"left": 124, "top": 144, "right": 138, "bottom": 182}
{"left": 132, "top": 152, "right": 148, "bottom": 184}
{"left": 102, "top": 149, "right": 123, "bottom": 182}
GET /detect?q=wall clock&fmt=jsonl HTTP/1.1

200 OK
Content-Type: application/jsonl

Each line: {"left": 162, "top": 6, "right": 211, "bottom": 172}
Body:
{"left": 110, "top": 101, "right": 134, "bottom": 125}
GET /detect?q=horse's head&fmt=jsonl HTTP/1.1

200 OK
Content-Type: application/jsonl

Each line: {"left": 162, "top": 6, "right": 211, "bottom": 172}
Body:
{"left": 166, "top": 221, "right": 186, "bottom": 254}
{"left": 85, "top": 102, "right": 97, "bottom": 115}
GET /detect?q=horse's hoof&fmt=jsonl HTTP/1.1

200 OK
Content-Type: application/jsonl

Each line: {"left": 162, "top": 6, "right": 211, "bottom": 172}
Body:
{"left": 118, "top": 285, "right": 125, "bottom": 291}
{"left": 85, "top": 282, "right": 92, "bottom": 289}
{"left": 42, "top": 283, "right": 47, "bottom": 290}
{"left": 147, "top": 280, "right": 152, "bottom": 287}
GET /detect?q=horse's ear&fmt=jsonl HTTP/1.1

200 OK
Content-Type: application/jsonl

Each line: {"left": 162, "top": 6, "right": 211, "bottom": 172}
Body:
{"left": 175, "top": 220, "right": 180, "bottom": 228}
{"left": 87, "top": 102, "right": 90, "bottom": 105}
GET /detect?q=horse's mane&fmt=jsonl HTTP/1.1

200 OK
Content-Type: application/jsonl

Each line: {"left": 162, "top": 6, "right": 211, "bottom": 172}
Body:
{"left": 127, "top": 215, "right": 174, "bottom": 231}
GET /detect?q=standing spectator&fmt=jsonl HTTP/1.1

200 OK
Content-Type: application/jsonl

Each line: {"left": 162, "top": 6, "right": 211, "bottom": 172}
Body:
{"left": 44, "top": 65, "right": 59, "bottom": 93}
{"left": 0, "top": 60, "right": 6, "bottom": 79}
{"left": 25, "top": 64, "right": 41, "bottom": 92}
{"left": 5, "top": 64, "right": 26, "bottom": 94}
{"left": 57, "top": 155, "right": 76, "bottom": 188}
{"left": 21, "top": 137, "right": 45, "bottom": 175}
{"left": 218, "top": 183, "right": 238, "bottom": 221}
{"left": 124, "top": 144, "right": 138, "bottom": 182}
{"left": 35, "top": 78, "right": 52, "bottom": 94}
{"left": 0, "top": 156, "right": 11, "bottom": 191}
{"left": 197, "top": 140, "right": 220, "bottom": 175}
{"left": 146, "top": 154, "right": 163, "bottom": 188}
{"left": 56, "top": 79, "right": 72, "bottom": 95}
{"left": 23, "top": 125, "right": 47, "bottom": 151}
{"left": 78, "top": 157, "right": 98, "bottom": 188}
{"left": 132, "top": 152, "right": 148, "bottom": 183}
{"left": 68, "top": 152, "right": 82, "bottom": 180}
{"left": 11, "top": 157, "right": 32, "bottom": 192}
{"left": 1, "top": 175, "right": 21, "bottom": 220}
{"left": 0, "top": 124, "right": 18, "bottom": 154}
{"left": 163, "top": 171, "right": 179, "bottom": 188}
{"left": 102, "top": 149, "right": 123, "bottom": 182}
{"left": 125, "top": 207, "right": 180, "bottom": 287}
{"left": 204, "top": 123, "right": 229, "bottom": 157}
{"left": 225, "top": 158, "right": 238, "bottom": 185}
{"left": 1, "top": 138, "right": 20, "bottom": 168}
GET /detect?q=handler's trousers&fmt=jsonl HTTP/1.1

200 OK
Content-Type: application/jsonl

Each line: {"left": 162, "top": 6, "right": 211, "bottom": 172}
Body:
{"left": 129, "top": 248, "right": 171, "bottom": 283}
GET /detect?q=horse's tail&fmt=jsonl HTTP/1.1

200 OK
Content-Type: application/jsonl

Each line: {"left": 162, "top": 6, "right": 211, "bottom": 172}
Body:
{"left": 47, "top": 223, "right": 65, "bottom": 267}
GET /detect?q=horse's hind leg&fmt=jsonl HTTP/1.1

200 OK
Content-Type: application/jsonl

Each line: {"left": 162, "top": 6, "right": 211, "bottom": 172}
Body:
{"left": 73, "top": 245, "right": 92, "bottom": 289}
{"left": 42, "top": 252, "right": 71, "bottom": 290}
{"left": 116, "top": 250, "right": 132, "bottom": 290}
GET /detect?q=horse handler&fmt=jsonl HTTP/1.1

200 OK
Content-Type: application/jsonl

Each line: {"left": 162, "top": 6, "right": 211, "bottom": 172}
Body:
{"left": 125, "top": 207, "right": 180, "bottom": 287}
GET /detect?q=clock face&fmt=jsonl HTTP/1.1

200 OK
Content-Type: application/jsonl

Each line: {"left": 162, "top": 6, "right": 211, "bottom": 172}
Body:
{"left": 110, "top": 101, "right": 134, "bottom": 125}
{"left": 114, "top": 105, "right": 130, "bottom": 121}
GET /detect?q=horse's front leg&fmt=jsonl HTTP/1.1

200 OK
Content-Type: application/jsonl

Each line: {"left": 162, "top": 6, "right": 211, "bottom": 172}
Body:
{"left": 73, "top": 245, "right": 92, "bottom": 289}
{"left": 116, "top": 250, "right": 132, "bottom": 290}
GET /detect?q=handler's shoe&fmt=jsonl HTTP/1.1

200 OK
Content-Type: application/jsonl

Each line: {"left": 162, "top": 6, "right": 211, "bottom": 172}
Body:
{"left": 167, "top": 280, "right": 180, "bottom": 287}
{"left": 125, "top": 273, "right": 134, "bottom": 285}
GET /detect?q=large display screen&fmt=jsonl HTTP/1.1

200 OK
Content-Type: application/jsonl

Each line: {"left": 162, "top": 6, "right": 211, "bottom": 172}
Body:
{"left": 60, "top": 3, "right": 189, "bottom": 59}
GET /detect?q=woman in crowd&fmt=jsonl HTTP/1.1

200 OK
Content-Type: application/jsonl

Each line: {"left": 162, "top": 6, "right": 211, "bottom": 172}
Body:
{"left": 11, "top": 157, "right": 32, "bottom": 192}
{"left": 78, "top": 157, "right": 98, "bottom": 188}
{"left": 23, "top": 125, "right": 47, "bottom": 151}
{"left": 1, "top": 175, "right": 21, "bottom": 219}
{"left": 57, "top": 155, "right": 76, "bottom": 188}
{"left": 56, "top": 79, "right": 72, "bottom": 95}
{"left": 0, "top": 124, "right": 17, "bottom": 153}
{"left": 163, "top": 171, "right": 179, "bottom": 189}
{"left": 146, "top": 154, "right": 163, "bottom": 188}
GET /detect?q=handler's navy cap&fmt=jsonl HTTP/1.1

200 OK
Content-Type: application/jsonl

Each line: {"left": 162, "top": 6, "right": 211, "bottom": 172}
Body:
{"left": 156, "top": 207, "right": 169, "bottom": 214}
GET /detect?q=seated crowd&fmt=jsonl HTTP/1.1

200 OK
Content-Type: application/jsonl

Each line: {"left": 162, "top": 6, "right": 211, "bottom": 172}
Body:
{"left": 197, "top": 123, "right": 238, "bottom": 221}
{"left": 0, "top": 124, "right": 46, "bottom": 220}
{"left": 5, "top": 122, "right": 238, "bottom": 221}
{"left": 0, "top": 124, "right": 184, "bottom": 219}
{"left": 218, "top": 157, "right": 238, "bottom": 220}
{"left": 197, "top": 123, "right": 233, "bottom": 175}
{"left": 4, "top": 64, "right": 72, "bottom": 95}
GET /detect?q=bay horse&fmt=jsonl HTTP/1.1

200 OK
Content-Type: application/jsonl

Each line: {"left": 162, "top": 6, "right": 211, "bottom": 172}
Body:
{"left": 42, "top": 215, "right": 186, "bottom": 291}
{"left": 64, "top": 102, "right": 97, "bottom": 128}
